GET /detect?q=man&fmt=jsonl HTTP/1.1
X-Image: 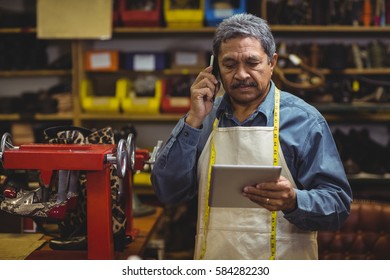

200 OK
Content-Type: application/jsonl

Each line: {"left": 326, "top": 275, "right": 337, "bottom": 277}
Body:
{"left": 151, "top": 13, "right": 352, "bottom": 260}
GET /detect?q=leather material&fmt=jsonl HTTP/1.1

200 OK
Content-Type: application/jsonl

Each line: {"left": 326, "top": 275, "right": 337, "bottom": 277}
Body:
{"left": 318, "top": 200, "right": 390, "bottom": 260}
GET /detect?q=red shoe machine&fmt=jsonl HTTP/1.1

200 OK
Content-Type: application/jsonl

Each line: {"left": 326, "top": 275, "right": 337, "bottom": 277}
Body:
{"left": 0, "top": 133, "right": 152, "bottom": 260}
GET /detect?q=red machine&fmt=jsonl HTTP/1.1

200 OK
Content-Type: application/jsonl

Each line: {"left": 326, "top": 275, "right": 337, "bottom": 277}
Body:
{"left": 0, "top": 133, "right": 152, "bottom": 260}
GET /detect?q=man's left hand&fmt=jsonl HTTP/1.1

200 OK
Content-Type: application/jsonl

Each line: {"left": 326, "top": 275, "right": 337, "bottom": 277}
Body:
{"left": 242, "top": 176, "right": 297, "bottom": 212}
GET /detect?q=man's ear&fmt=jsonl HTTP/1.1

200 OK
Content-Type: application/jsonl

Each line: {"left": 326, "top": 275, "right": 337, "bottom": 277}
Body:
{"left": 270, "top": 53, "right": 278, "bottom": 72}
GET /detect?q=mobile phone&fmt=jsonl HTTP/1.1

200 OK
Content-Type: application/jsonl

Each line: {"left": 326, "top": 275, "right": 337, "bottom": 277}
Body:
{"left": 210, "top": 54, "right": 220, "bottom": 80}
{"left": 207, "top": 54, "right": 220, "bottom": 102}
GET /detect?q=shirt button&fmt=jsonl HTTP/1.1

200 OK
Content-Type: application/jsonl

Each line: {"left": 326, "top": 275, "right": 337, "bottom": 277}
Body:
{"left": 184, "top": 131, "right": 189, "bottom": 137}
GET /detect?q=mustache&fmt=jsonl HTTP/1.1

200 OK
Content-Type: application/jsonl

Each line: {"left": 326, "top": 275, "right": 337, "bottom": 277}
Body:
{"left": 231, "top": 81, "right": 258, "bottom": 89}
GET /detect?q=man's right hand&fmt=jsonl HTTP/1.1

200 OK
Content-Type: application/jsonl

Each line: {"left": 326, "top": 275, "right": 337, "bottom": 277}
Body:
{"left": 186, "top": 66, "right": 220, "bottom": 128}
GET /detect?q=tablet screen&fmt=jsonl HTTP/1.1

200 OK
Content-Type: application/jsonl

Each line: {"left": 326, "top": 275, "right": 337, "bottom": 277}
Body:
{"left": 209, "top": 164, "right": 282, "bottom": 208}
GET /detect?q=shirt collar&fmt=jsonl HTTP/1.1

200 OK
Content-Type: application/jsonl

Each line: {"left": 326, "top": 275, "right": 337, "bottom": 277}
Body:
{"left": 216, "top": 81, "right": 276, "bottom": 125}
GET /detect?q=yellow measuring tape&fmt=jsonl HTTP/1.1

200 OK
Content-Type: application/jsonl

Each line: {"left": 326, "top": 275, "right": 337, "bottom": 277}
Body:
{"left": 199, "top": 88, "right": 281, "bottom": 260}
{"left": 270, "top": 87, "right": 280, "bottom": 260}
{"left": 199, "top": 119, "right": 218, "bottom": 260}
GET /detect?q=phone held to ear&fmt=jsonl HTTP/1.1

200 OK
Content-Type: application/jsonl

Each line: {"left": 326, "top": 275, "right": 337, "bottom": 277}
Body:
{"left": 209, "top": 54, "right": 219, "bottom": 102}
{"left": 210, "top": 54, "right": 219, "bottom": 79}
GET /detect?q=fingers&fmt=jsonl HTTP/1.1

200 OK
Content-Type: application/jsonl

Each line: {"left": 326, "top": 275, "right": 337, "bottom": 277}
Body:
{"left": 193, "top": 66, "right": 219, "bottom": 88}
{"left": 241, "top": 176, "right": 296, "bottom": 211}
{"left": 191, "top": 80, "right": 215, "bottom": 102}
{"left": 242, "top": 187, "right": 277, "bottom": 210}
{"left": 191, "top": 66, "right": 220, "bottom": 102}
{"left": 191, "top": 78, "right": 218, "bottom": 103}
{"left": 186, "top": 66, "right": 220, "bottom": 127}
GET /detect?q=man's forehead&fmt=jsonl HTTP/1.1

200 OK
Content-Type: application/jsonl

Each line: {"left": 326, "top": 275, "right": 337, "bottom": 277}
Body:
{"left": 220, "top": 37, "right": 265, "bottom": 56}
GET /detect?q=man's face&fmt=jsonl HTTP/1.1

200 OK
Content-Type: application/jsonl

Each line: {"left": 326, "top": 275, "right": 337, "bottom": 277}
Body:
{"left": 218, "top": 36, "right": 277, "bottom": 106}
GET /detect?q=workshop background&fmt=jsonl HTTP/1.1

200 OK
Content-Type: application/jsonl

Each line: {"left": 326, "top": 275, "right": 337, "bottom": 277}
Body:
{"left": 0, "top": 0, "right": 390, "bottom": 260}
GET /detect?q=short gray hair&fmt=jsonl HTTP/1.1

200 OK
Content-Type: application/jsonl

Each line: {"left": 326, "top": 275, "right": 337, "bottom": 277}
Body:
{"left": 212, "top": 13, "right": 276, "bottom": 63}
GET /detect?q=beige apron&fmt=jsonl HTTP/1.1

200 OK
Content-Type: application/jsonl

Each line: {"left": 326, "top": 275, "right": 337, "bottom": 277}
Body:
{"left": 194, "top": 99, "right": 318, "bottom": 260}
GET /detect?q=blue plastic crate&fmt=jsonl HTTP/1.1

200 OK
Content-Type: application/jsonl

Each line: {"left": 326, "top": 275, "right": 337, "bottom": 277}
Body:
{"left": 205, "top": 0, "right": 246, "bottom": 27}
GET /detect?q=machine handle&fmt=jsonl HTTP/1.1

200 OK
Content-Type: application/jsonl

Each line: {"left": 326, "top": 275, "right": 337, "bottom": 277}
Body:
{"left": 0, "top": 133, "right": 18, "bottom": 163}
{"left": 106, "top": 138, "right": 128, "bottom": 178}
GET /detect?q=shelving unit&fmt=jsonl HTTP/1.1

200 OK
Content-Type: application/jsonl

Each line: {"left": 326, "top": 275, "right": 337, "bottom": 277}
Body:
{"left": 271, "top": 25, "right": 390, "bottom": 33}
{"left": 77, "top": 26, "right": 390, "bottom": 112}
{"left": 3, "top": 26, "right": 389, "bottom": 122}
{"left": 266, "top": 23, "right": 390, "bottom": 194}
{"left": 0, "top": 69, "right": 71, "bottom": 77}
{"left": 0, "top": 22, "right": 75, "bottom": 128}
{"left": 0, "top": 1, "right": 389, "bottom": 191}
{"left": 74, "top": 7, "right": 390, "bottom": 195}
{"left": 0, "top": 1, "right": 388, "bottom": 263}
{"left": 73, "top": 26, "right": 202, "bottom": 127}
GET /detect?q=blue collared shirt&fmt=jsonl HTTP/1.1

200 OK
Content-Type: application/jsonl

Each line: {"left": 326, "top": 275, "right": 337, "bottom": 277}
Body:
{"left": 151, "top": 82, "right": 352, "bottom": 231}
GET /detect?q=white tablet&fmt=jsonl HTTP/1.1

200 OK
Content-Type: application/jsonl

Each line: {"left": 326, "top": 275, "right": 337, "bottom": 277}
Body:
{"left": 209, "top": 164, "right": 282, "bottom": 208}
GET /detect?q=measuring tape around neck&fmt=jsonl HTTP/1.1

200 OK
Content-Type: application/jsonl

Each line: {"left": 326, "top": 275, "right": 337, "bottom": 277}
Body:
{"left": 198, "top": 87, "right": 281, "bottom": 260}
{"left": 270, "top": 87, "right": 280, "bottom": 260}
{"left": 198, "top": 118, "right": 218, "bottom": 260}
